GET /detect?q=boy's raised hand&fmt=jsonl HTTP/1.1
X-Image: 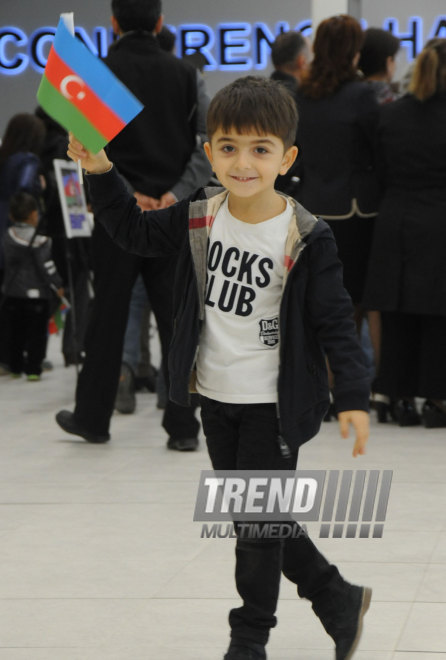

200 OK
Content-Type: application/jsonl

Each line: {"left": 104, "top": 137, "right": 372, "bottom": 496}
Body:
{"left": 67, "top": 133, "right": 112, "bottom": 174}
{"left": 338, "top": 410, "right": 370, "bottom": 457}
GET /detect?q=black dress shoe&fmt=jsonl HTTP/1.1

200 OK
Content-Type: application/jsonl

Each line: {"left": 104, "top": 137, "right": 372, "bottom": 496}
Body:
{"left": 422, "top": 400, "right": 446, "bottom": 428}
{"left": 55, "top": 410, "right": 110, "bottom": 443}
{"left": 166, "top": 436, "right": 198, "bottom": 451}
{"left": 375, "top": 401, "right": 390, "bottom": 423}
{"left": 224, "top": 641, "right": 266, "bottom": 659}
{"left": 392, "top": 400, "right": 420, "bottom": 427}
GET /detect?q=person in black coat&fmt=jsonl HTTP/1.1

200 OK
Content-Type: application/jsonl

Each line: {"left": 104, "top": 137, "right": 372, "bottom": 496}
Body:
{"left": 55, "top": 0, "right": 211, "bottom": 447}
{"left": 364, "top": 38, "right": 446, "bottom": 428}
{"left": 295, "top": 15, "right": 380, "bottom": 323}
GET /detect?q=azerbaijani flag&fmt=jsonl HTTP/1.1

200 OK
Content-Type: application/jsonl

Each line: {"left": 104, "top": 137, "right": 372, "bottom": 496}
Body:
{"left": 37, "top": 17, "right": 143, "bottom": 153}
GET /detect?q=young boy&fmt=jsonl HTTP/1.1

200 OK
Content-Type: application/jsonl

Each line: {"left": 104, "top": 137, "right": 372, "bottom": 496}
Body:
{"left": 2, "top": 192, "right": 63, "bottom": 380}
{"left": 67, "top": 77, "right": 371, "bottom": 660}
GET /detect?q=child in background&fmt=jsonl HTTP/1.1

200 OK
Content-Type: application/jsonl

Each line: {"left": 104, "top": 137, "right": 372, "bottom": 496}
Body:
{"left": 65, "top": 76, "right": 371, "bottom": 660}
{"left": 2, "top": 192, "right": 63, "bottom": 380}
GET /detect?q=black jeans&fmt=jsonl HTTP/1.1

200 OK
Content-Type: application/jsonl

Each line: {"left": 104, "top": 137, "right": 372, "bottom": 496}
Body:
{"left": 74, "top": 221, "right": 199, "bottom": 438}
{"left": 200, "top": 396, "right": 343, "bottom": 646}
{"left": 3, "top": 297, "right": 49, "bottom": 375}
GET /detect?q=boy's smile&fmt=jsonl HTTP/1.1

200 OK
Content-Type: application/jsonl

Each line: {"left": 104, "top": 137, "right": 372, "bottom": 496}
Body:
{"left": 204, "top": 129, "right": 297, "bottom": 222}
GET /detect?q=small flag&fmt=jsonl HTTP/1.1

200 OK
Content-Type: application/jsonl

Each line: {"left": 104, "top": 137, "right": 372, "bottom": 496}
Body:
{"left": 37, "top": 17, "right": 143, "bottom": 153}
{"left": 49, "top": 303, "right": 68, "bottom": 334}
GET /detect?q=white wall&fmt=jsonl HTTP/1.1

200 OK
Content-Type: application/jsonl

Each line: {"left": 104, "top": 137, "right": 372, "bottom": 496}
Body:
{"left": 312, "top": 0, "right": 353, "bottom": 29}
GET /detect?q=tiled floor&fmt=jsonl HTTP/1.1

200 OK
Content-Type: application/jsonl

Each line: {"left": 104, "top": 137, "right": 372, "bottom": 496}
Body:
{"left": 0, "top": 334, "right": 445, "bottom": 659}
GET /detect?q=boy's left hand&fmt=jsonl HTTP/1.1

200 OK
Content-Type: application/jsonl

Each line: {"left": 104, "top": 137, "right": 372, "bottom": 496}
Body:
{"left": 337, "top": 410, "right": 369, "bottom": 457}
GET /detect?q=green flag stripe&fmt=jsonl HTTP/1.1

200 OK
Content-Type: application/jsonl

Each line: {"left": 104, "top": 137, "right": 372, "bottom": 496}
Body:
{"left": 37, "top": 76, "right": 108, "bottom": 153}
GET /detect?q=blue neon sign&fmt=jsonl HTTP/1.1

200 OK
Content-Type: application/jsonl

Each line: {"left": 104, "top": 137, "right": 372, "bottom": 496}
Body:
{"left": 0, "top": 24, "right": 114, "bottom": 75}
{"left": 1, "top": 16, "right": 446, "bottom": 76}
{"left": 177, "top": 23, "right": 217, "bottom": 70}
{"left": 0, "top": 26, "right": 28, "bottom": 74}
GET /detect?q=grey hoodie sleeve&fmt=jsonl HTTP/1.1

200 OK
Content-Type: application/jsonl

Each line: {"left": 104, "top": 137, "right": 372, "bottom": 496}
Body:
{"left": 169, "top": 71, "right": 213, "bottom": 201}
{"left": 31, "top": 238, "right": 63, "bottom": 292}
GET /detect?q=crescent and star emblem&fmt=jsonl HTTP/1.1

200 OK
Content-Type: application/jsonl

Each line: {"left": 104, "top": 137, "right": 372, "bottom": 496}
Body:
{"left": 60, "top": 75, "right": 87, "bottom": 101}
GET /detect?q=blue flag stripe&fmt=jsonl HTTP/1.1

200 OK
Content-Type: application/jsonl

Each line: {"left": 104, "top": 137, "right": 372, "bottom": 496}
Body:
{"left": 52, "top": 18, "right": 143, "bottom": 124}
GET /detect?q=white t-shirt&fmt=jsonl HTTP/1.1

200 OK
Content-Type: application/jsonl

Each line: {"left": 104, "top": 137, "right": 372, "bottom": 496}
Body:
{"left": 196, "top": 196, "right": 292, "bottom": 403}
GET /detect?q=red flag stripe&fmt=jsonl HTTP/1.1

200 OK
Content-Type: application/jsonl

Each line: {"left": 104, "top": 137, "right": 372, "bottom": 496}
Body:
{"left": 284, "top": 256, "right": 295, "bottom": 271}
{"left": 44, "top": 47, "right": 125, "bottom": 143}
{"left": 189, "top": 216, "right": 214, "bottom": 229}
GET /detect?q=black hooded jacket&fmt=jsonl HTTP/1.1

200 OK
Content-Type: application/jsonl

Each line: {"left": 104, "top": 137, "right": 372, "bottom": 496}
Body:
{"left": 87, "top": 166, "right": 370, "bottom": 451}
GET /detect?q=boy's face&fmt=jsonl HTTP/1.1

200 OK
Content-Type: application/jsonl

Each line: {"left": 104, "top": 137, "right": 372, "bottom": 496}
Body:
{"left": 204, "top": 129, "right": 297, "bottom": 201}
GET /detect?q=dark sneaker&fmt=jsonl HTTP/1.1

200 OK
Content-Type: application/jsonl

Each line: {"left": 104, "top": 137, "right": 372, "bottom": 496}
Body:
{"left": 166, "top": 436, "right": 198, "bottom": 451}
{"left": 224, "top": 641, "right": 266, "bottom": 659}
{"left": 336, "top": 586, "right": 372, "bottom": 659}
{"left": 55, "top": 410, "right": 110, "bottom": 444}
{"left": 115, "top": 362, "right": 136, "bottom": 414}
{"left": 314, "top": 584, "right": 372, "bottom": 660}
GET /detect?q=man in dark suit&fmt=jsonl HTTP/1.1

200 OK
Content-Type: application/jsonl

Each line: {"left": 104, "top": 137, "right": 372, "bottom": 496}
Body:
{"left": 270, "top": 31, "right": 310, "bottom": 196}
{"left": 270, "top": 30, "right": 311, "bottom": 93}
{"left": 56, "top": 0, "right": 211, "bottom": 449}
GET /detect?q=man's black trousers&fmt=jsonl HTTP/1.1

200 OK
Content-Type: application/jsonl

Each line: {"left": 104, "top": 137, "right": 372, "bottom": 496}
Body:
{"left": 74, "top": 221, "right": 199, "bottom": 439}
{"left": 200, "top": 396, "right": 344, "bottom": 646}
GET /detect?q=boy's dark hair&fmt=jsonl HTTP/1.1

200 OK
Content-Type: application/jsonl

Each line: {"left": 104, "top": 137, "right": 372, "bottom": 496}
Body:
{"left": 111, "top": 0, "right": 162, "bottom": 33}
{"left": 358, "top": 28, "right": 400, "bottom": 78}
{"left": 9, "top": 192, "right": 38, "bottom": 223}
{"left": 207, "top": 76, "right": 298, "bottom": 150}
{"left": 271, "top": 31, "right": 307, "bottom": 69}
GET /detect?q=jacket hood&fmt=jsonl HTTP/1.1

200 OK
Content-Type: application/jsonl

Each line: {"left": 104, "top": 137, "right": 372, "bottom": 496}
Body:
{"left": 192, "top": 184, "right": 326, "bottom": 243}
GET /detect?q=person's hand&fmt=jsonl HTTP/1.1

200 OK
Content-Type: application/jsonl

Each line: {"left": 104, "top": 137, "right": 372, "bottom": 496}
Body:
{"left": 56, "top": 287, "right": 65, "bottom": 298}
{"left": 338, "top": 410, "right": 369, "bottom": 457}
{"left": 159, "top": 191, "right": 177, "bottom": 209}
{"left": 67, "top": 133, "right": 112, "bottom": 174}
{"left": 133, "top": 192, "right": 160, "bottom": 210}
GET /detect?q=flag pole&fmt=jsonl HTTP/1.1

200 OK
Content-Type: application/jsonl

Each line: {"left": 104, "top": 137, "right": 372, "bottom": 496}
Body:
{"left": 59, "top": 12, "right": 82, "bottom": 376}
{"left": 60, "top": 12, "right": 84, "bottom": 185}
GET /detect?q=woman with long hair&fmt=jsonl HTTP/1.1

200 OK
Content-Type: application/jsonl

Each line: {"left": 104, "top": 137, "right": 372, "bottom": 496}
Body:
{"left": 364, "top": 39, "right": 446, "bottom": 427}
{"left": 294, "top": 16, "right": 380, "bottom": 420}
{"left": 295, "top": 15, "right": 380, "bottom": 322}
